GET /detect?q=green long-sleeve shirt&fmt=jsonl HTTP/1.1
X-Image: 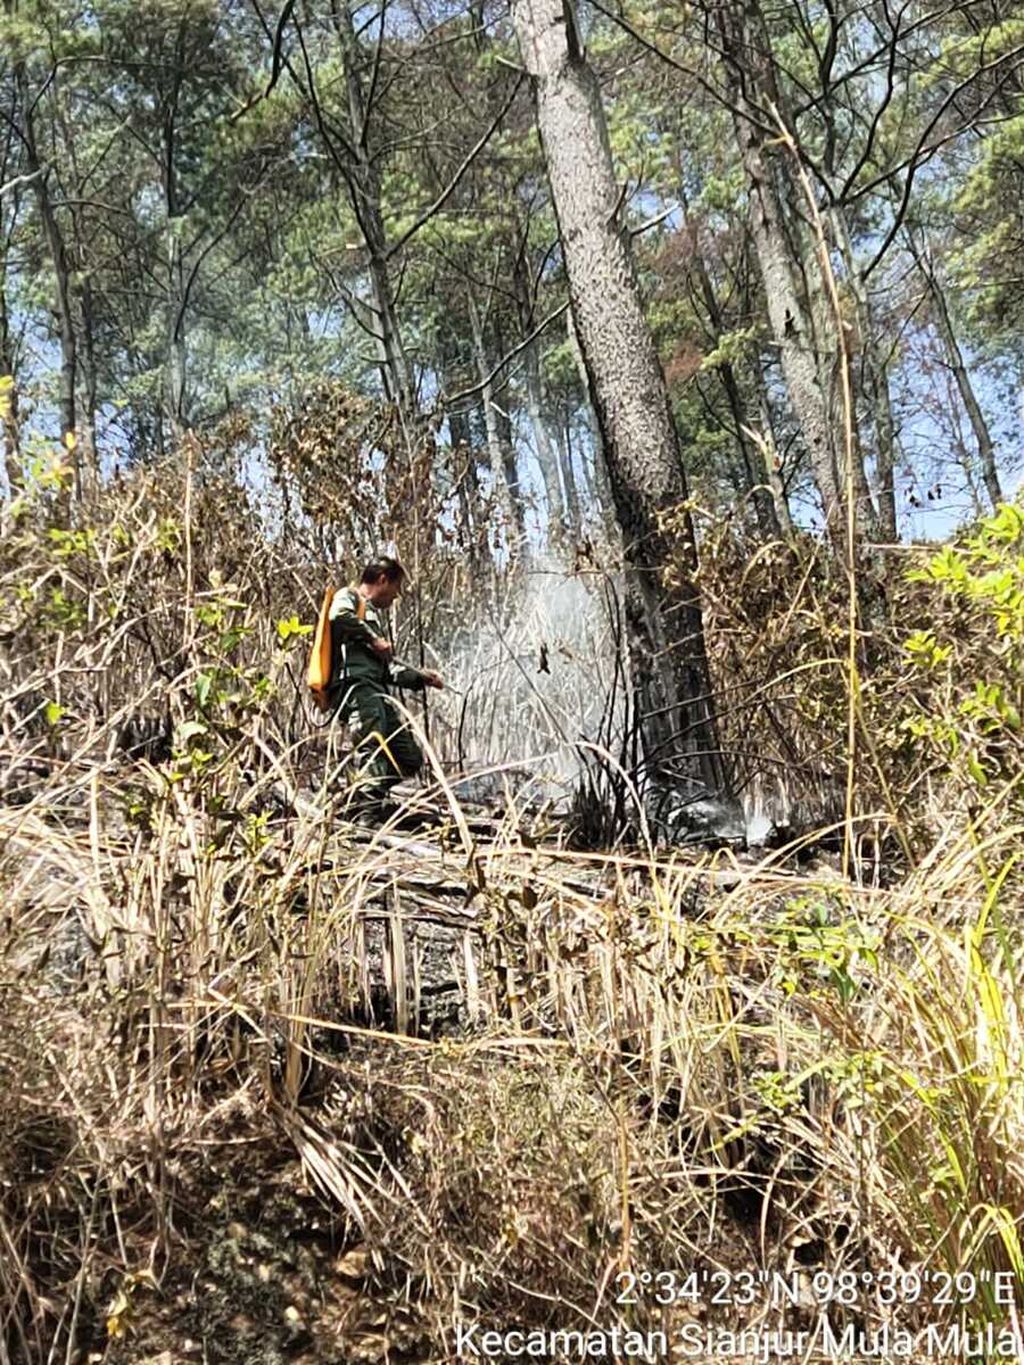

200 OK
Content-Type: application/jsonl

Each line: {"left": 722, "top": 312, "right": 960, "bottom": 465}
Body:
{"left": 328, "top": 586, "right": 427, "bottom": 691}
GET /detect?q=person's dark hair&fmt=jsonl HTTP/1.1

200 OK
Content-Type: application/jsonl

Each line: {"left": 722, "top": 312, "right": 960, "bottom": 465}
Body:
{"left": 360, "top": 556, "right": 406, "bottom": 585}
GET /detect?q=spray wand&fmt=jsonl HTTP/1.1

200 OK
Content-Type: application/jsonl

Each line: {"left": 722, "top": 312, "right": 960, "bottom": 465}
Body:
{"left": 390, "top": 655, "right": 464, "bottom": 697}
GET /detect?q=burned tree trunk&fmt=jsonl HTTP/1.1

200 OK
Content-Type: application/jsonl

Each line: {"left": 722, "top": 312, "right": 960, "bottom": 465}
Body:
{"left": 511, "top": 0, "right": 730, "bottom": 802}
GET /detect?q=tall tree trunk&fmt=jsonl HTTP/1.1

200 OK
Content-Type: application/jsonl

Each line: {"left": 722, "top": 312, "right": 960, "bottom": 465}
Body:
{"left": 165, "top": 224, "right": 187, "bottom": 440}
{"left": 557, "top": 416, "right": 582, "bottom": 540}
{"left": 951, "top": 414, "right": 987, "bottom": 520}
{"left": 468, "top": 297, "right": 526, "bottom": 551}
{"left": 0, "top": 46, "right": 19, "bottom": 496}
{"left": 442, "top": 336, "right": 488, "bottom": 569}
{"left": 52, "top": 70, "right": 100, "bottom": 491}
{"left": 679, "top": 191, "right": 780, "bottom": 537}
{"left": 512, "top": 0, "right": 729, "bottom": 800}
{"left": 492, "top": 336, "right": 527, "bottom": 546}
{"left": 715, "top": 0, "right": 877, "bottom": 547}
{"left": 13, "top": 52, "right": 77, "bottom": 489}
{"left": 448, "top": 399, "right": 487, "bottom": 570}
{"left": 334, "top": 0, "right": 414, "bottom": 415}
{"left": 909, "top": 237, "right": 1003, "bottom": 511}
{"left": 756, "top": 386, "right": 795, "bottom": 537}
{"left": 524, "top": 338, "right": 566, "bottom": 546}
{"left": 718, "top": 361, "right": 780, "bottom": 536}
{"left": 828, "top": 207, "right": 898, "bottom": 541}
{"left": 512, "top": 250, "right": 566, "bottom": 544}
{"left": 162, "top": 23, "right": 187, "bottom": 443}
{"left": 78, "top": 278, "right": 100, "bottom": 491}
{"left": 0, "top": 279, "right": 21, "bottom": 496}
{"left": 865, "top": 347, "right": 898, "bottom": 540}
{"left": 567, "top": 308, "right": 616, "bottom": 539}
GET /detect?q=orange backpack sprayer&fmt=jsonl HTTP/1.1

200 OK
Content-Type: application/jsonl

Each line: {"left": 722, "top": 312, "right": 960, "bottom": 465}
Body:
{"left": 306, "top": 585, "right": 365, "bottom": 711}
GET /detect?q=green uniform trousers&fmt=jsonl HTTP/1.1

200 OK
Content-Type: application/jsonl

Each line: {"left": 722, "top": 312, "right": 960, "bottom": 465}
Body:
{"left": 334, "top": 681, "right": 423, "bottom": 805}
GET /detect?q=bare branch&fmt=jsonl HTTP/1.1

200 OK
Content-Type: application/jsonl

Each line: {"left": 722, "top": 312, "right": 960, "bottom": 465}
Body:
{"left": 385, "top": 74, "right": 524, "bottom": 261}
{"left": 360, "top": 1, "right": 389, "bottom": 149}
{"left": 267, "top": 0, "right": 298, "bottom": 100}
{"left": 836, "top": 0, "right": 903, "bottom": 201}
{"left": 0, "top": 168, "right": 42, "bottom": 199}
{"left": 630, "top": 203, "right": 677, "bottom": 237}
{"left": 862, "top": 45, "right": 1024, "bottom": 278}
{"left": 441, "top": 301, "right": 570, "bottom": 411}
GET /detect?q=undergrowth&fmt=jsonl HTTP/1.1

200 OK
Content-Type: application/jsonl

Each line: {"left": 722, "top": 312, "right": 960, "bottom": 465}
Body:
{"left": 2, "top": 439, "right": 1023, "bottom": 1361}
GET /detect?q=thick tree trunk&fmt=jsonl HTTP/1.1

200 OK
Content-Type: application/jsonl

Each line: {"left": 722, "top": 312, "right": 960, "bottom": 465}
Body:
{"left": 512, "top": 0, "right": 729, "bottom": 799}
{"left": 730, "top": 131, "right": 838, "bottom": 523}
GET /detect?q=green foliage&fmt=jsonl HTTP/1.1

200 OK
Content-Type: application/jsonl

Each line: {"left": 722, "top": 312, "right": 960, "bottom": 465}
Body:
{"left": 767, "top": 897, "right": 878, "bottom": 1002}
{"left": 46, "top": 528, "right": 96, "bottom": 560}
{"left": 900, "top": 501, "right": 1024, "bottom": 797}
{"left": 904, "top": 629, "right": 952, "bottom": 668}
{"left": 43, "top": 585, "right": 86, "bottom": 630}
{"left": 699, "top": 325, "right": 758, "bottom": 372}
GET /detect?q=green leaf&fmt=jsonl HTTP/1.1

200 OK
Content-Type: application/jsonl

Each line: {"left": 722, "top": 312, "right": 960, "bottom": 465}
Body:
{"left": 966, "top": 753, "right": 989, "bottom": 786}
{"left": 277, "top": 615, "right": 313, "bottom": 641}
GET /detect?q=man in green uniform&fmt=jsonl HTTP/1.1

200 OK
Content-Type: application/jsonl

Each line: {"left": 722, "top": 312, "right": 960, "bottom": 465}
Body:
{"left": 328, "top": 556, "right": 443, "bottom": 816}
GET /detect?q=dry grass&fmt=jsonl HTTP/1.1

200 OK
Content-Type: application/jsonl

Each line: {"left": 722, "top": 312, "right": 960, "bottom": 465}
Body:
{"left": 2, "top": 447, "right": 1023, "bottom": 1361}
{"left": 4, "top": 790, "right": 1022, "bottom": 1360}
